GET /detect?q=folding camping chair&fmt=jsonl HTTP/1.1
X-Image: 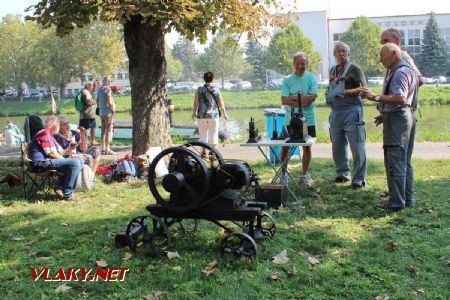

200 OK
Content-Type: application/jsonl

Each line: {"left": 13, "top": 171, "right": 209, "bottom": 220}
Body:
{"left": 20, "top": 142, "right": 60, "bottom": 200}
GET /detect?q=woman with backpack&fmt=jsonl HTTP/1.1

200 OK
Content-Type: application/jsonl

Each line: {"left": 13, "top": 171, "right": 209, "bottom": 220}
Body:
{"left": 191, "top": 71, "right": 229, "bottom": 156}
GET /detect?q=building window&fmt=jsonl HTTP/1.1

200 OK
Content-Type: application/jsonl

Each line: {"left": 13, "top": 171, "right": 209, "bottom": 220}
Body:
{"left": 117, "top": 73, "right": 123, "bottom": 80}
{"left": 124, "top": 73, "right": 129, "bottom": 79}
{"left": 441, "top": 28, "right": 450, "bottom": 58}
{"left": 399, "top": 30, "right": 406, "bottom": 48}
{"left": 67, "top": 89, "right": 72, "bottom": 96}
{"left": 333, "top": 33, "right": 340, "bottom": 41}
{"left": 87, "top": 75, "right": 93, "bottom": 81}
{"left": 74, "top": 89, "right": 79, "bottom": 95}
{"left": 407, "top": 29, "right": 421, "bottom": 60}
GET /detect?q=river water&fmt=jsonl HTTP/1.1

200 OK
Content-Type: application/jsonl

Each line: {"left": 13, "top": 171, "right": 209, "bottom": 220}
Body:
{"left": 2, "top": 106, "right": 449, "bottom": 142}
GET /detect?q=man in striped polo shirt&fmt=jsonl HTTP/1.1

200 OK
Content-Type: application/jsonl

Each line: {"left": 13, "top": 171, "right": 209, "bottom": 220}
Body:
{"left": 28, "top": 116, "right": 82, "bottom": 200}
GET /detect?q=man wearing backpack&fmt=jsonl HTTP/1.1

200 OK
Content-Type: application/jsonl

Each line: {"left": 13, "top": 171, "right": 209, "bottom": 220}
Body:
{"left": 78, "top": 83, "right": 98, "bottom": 146}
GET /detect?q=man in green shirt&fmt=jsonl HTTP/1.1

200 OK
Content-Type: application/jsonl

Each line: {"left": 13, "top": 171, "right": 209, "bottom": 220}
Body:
{"left": 281, "top": 52, "right": 318, "bottom": 185}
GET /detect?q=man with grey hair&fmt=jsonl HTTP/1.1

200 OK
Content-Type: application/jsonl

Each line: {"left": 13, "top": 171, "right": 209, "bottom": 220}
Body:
{"left": 97, "top": 76, "right": 116, "bottom": 155}
{"left": 376, "top": 28, "right": 424, "bottom": 127}
{"left": 28, "top": 116, "right": 82, "bottom": 200}
{"left": 362, "top": 43, "right": 419, "bottom": 211}
{"left": 326, "top": 42, "right": 368, "bottom": 189}
{"left": 380, "top": 28, "right": 423, "bottom": 81}
{"left": 280, "top": 51, "right": 318, "bottom": 186}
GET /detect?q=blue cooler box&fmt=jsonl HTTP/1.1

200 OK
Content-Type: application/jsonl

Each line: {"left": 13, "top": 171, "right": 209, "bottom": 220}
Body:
{"left": 264, "top": 108, "right": 300, "bottom": 165}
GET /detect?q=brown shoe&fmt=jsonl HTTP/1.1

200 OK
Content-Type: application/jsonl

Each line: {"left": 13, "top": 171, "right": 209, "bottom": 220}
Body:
{"left": 379, "top": 190, "right": 389, "bottom": 198}
{"left": 54, "top": 188, "right": 64, "bottom": 200}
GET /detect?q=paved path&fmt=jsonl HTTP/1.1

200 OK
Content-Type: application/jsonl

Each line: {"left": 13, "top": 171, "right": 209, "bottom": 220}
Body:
{"left": 2, "top": 142, "right": 449, "bottom": 161}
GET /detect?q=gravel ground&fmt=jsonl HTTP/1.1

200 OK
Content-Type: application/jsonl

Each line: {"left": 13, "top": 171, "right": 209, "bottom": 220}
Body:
{"left": 2, "top": 142, "right": 449, "bottom": 161}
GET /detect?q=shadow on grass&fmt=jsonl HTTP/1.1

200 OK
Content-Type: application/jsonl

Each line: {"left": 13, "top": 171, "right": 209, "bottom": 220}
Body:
{"left": 0, "top": 159, "right": 449, "bottom": 298}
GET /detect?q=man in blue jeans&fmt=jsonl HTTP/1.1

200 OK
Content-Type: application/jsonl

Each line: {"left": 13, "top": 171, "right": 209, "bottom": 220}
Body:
{"left": 28, "top": 116, "right": 82, "bottom": 200}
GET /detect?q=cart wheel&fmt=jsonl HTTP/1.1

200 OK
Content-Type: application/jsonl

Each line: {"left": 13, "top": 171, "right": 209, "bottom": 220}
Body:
{"left": 243, "top": 212, "right": 276, "bottom": 239}
{"left": 220, "top": 232, "right": 257, "bottom": 258}
{"left": 258, "top": 212, "right": 276, "bottom": 237}
{"left": 182, "top": 141, "right": 225, "bottom": 167}
{"left": 125, "top": 215, "right": 149, "bottom": 251}
{"left": 126, "top": 214, "right": 171, "bottom": 253}
{"left": 148, "top": 147, "right": 210, "bottom": 212}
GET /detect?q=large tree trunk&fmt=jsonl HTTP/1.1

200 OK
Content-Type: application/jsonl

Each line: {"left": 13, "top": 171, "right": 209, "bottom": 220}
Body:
{"left": 124, "top": 16, "right": 171, "bottom": 157}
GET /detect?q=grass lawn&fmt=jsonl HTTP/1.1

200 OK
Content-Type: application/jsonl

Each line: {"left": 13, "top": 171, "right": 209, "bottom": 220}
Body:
{"left": 0, "top": 158, "right": 449, "bottom": 299}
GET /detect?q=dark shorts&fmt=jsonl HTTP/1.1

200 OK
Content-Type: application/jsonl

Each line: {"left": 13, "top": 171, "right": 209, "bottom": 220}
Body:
{"left": 282, "top": 125, "right": 316, "bottom": 138}
{"left": 79, "top": 118, "right": 96, "bottom": 129}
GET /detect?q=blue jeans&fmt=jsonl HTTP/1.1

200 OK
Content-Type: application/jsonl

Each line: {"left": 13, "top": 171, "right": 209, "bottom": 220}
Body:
{"left": 47, "top": 158, "right": 83, "bottom": 198}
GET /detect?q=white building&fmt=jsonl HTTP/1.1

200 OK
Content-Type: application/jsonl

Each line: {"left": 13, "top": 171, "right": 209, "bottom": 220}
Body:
{"left": 65, "top": 70, "right": 130, "bottom": 96}
{"left": 289, "top": 11, "right": 450, "bottom": 79}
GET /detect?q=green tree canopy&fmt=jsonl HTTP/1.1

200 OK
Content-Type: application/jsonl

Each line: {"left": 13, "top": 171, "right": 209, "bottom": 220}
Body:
{"left": 339, "top": 16, "right": 383, "bottom": 77}
{"left": 245, "top": 40, "right": 267, "bottom": 89}
{"left": 30, "top": 21, "right": 125, "bottom": 96}
{"left": 27, "top": 0, "right": 287, "bottom": 155}
{"left": 195, "top": 31, "right": 251, "bottom": 86}
{"left": 165, "top": 45, "right": 183, "bottom": 81}
{"left": 173, "top": 37, "right": 197, "bottom": 81}
{"left": 266, "top": 24, "right": 321, "bottom": 75}
{"left": 0, "top": 15, "right": 40, "bottom": 92}
{"left": 419, "top": 12, "right": 449, "bottom": 77}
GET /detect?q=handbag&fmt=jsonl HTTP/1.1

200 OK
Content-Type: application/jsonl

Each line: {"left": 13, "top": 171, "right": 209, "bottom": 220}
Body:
{"left": 76, "top": 164, "right": 95, "bottom": 191}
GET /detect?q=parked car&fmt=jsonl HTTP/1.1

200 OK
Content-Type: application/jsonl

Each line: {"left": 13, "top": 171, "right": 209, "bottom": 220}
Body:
{"left": 368, "top": 77, "right": 384, "bottom": 86}
{"left": 172, "top": 82, "right": 197, "bottom": 92}
{"left": 265, "top": 79, "right": 283, "bottom": 90}
{"left": 1, "top": 88, "right": 19, "bottom": 100}
{"left": 221, "top": 82, "right": 236, "bottom": 90}
{"left": 240, "top": 81, "right": 252, "bottom": 90}
{"left": 431, "top": 76, "right": 446, "bottom": 84}
{"left": 228, "top": 80, "right": 252, "bottom": 90}
{"left": 423, "top": 77, "right": 434, "bottom": 84}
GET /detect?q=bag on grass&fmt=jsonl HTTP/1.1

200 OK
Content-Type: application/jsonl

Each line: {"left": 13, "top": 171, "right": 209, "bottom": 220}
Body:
{"left": 112, "top": 160, "right": 137, "bottom": 182}
{"left": 76, "top": 164, "right": 95, "bottom": 191}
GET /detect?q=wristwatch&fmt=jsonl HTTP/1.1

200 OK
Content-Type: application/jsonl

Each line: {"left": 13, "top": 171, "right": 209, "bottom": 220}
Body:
{"left": 374, "top": 95, "right": 381, "bottom": 102}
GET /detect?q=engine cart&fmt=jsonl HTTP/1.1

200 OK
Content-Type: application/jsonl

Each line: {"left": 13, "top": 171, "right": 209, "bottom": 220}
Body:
{"left": 121, "top": 141, "right": 275, "bottom": 259}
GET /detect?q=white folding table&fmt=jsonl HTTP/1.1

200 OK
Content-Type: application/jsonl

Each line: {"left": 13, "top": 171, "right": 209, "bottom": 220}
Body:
{"left": 240, "top": 138, "right": 316, "bottom": 201}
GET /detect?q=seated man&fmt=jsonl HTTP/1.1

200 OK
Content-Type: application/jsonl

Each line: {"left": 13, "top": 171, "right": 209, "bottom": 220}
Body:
{"left": 54, "top": 116, "right": 101, "bottom": 174}
{"left": 28, "top": 116, "right": 82, "bottom": 200}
